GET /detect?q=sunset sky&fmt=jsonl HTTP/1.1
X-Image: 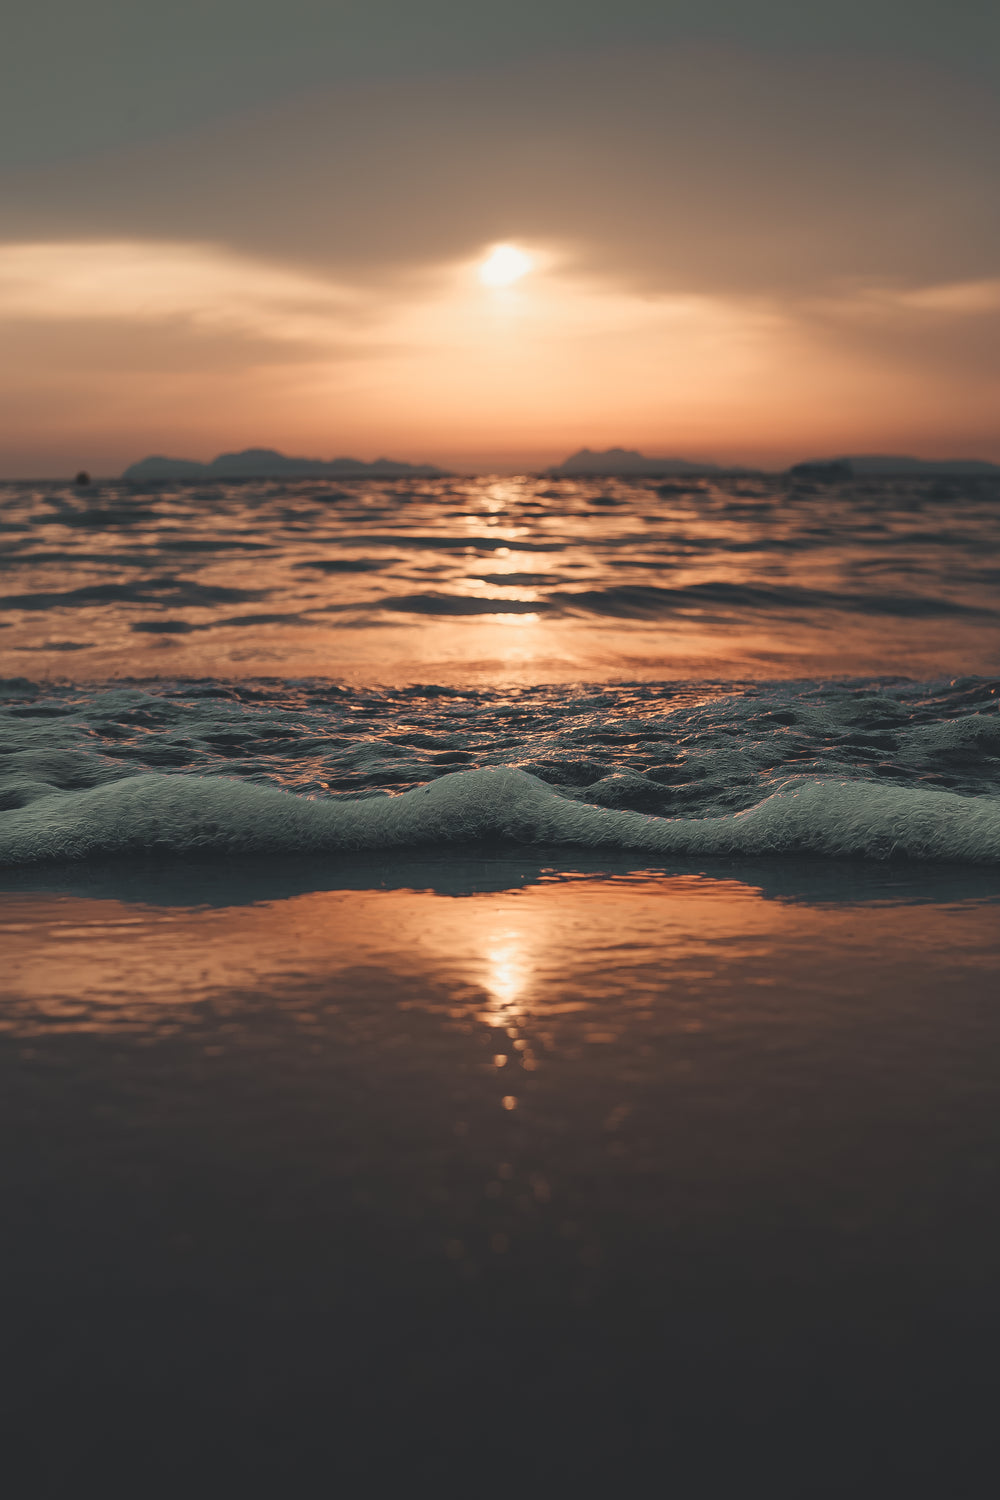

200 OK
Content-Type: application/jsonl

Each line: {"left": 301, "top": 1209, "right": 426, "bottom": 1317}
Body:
{"left": 3, "top": 0, "right": 998, "bottom": 476}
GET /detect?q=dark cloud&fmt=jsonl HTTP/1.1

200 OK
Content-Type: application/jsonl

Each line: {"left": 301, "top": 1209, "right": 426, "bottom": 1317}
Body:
{"left": 797, "top": 298, "right": 1000, "bottom": 385}
{"left": 2, "top": 4, "right": 998, "bottom": 473}
{"left": 5, "top": 4, "right": 998, "bottom": 301}
{"left": 3, "top": 46, "right": 997, "bottom": 298}
{"left": 5, "top": 2, "right": 998, "bottom": 170}
{"left": 0, "top": 317, "right": 329, "bottom": 374}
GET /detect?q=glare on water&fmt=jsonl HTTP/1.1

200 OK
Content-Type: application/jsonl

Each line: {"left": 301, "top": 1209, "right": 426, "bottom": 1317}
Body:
{"left": 1, "top": 471, "right": 998, "bottom": 686}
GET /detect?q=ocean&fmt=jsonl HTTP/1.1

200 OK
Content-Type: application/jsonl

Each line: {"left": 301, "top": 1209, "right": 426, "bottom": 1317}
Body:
{"left": 3, "top": 471, "right": 1000, "bottom": 1493}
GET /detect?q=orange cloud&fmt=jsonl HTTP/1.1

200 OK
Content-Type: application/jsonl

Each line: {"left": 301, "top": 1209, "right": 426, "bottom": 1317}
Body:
{"left": 0, "top": 238, "right": 998, "bottom": 476}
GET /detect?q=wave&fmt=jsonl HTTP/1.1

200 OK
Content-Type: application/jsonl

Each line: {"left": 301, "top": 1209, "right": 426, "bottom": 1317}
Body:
{"left": 0, "top": 580, "right": 268, "bottom": 612}
{"left": 3, "top": 675, "right": 998, "bottom": 866}
{"left": 380, "top": 593, "right": 544, "bottom": 616}
{"left": 4, "top": 478, "right": 998, "bottom": 661}
{"left": 550, "top": 582, "right": 988, "bottom": 620}
{"left": 1, "top": 766, "right": 997, "bottom": 867}
{"left": 347, "top": 582, "right": 990, "bottom": 622}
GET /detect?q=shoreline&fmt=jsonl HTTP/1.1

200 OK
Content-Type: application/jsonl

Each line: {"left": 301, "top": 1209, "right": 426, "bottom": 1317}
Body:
{"left": 4, "top": 867, "right": 1000, "bottom": 1488}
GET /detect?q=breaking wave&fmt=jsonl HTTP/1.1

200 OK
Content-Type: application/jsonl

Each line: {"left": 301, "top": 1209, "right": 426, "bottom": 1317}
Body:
{"left": 1, "top": 675, "right": 998, "bottom": 866}
{"left": 0, "top": 766, "right": 997, "bottom": 866}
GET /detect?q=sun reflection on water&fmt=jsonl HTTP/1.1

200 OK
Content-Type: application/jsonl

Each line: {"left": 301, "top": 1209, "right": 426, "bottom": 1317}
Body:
{"left": 481, "top": 933, "right": 531, "bottom": 1024}
{"left": 4, "top": 875, "right": 995, "bottom": 1049}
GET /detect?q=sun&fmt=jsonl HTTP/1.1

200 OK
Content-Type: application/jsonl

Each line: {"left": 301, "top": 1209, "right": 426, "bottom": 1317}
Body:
{"left": 479, "top": 243, "right": 533, "bottom": 288}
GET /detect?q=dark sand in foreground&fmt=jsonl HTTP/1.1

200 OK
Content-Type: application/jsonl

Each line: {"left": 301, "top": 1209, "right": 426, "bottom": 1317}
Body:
{"left": 3, "top": 856, "right": 1000, "bottom": 1495}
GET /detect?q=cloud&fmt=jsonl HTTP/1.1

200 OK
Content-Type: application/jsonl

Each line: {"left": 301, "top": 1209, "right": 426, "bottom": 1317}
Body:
{"left": 4, "top": 2, "right": 998, "bottom": 170}
{"left": 795, "top": 278, "right": 1000, "bottom": 388}
{"left": 843, "top": 280, "right": 1000, "bottom": 316}
{"left": 1, "top": 36, "right": 998, "bottom": 472}
{"left": 3, "top": 46, "right": 997, "bottom": 301}
{"left": 0, "top": 237, "right": 793, "bottom": 467}
{"left": 2, "top": 234, "right": 997, "bottom": 475}
{"left": 0, "top": 240, "right": 366, "bottom": 351}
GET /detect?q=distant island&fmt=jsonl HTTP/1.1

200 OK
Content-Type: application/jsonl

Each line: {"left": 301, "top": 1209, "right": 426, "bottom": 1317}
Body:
{"left": 789, "top": 455, "right": 1000, "bottom": 479}
{"left": 547, "top": 448, "right": 731, "bottom": 477}
{"left": 122, "top": 448, "right": 448, "bottom": 481}
{"left": 116, "top": 445, "right": 1000, "bottom": 483}
{"left": 546, "top": 447, "right": 1000, "bottom": 479}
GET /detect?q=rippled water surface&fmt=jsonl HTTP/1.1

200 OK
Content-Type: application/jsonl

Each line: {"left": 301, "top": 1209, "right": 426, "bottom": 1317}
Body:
{"left": 4, "top": 473, "right": 1000, "bottom": 1490}
{"left": 2, "top": 471, "right": 999, "bottom": 683}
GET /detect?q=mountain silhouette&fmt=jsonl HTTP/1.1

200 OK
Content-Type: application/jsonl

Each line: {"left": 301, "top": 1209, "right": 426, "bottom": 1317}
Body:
{"left": 547, "top": 447, "right": 728, "bottom": 477}
{"left": 790, "top": 454, "right": 1000, "bottom": 478}
{"left": 122, "top": 448, "right": 447, "bottom": 480}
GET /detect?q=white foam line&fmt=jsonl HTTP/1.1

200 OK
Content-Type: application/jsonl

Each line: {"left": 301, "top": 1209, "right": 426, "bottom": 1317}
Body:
{"left": 1, "top": 767, "right": 998, "bottom": 866}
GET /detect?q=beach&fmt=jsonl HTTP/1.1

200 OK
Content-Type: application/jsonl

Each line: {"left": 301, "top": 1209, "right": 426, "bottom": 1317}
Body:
{"left": 2, "top": 471, "right": 1000, "bottom": 1491}
{"left": 6, "top": 0, "right": 1000, "bottom": 1482}
{"left": 3, "top": 853, "right": 1000, "bottom": 1490}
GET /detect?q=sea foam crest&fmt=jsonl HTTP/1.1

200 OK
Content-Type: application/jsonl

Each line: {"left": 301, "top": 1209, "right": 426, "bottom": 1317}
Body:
{"left": 0, "top": 767, "right": 997, "bottom": 866}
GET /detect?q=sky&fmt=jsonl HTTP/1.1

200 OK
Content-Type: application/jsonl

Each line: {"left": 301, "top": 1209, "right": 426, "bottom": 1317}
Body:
{"left": 2, "top": 0, "right": 998, "bottom": 475}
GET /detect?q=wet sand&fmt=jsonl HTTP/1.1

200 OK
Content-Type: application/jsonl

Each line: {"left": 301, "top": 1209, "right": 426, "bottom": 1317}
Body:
{"left": 3, "top": 856, "right": 1000, "bottom": 1494}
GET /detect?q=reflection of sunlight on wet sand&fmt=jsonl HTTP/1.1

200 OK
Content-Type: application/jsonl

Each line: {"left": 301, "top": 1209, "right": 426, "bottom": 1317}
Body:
{"left": 483, "top": 934, "right": 529, "bottom": 1014}
{"left": 4, "top": 876, "right": 999, "bottom": 1042}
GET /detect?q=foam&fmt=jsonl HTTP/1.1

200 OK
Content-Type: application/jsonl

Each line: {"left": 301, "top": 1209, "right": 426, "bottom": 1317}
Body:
{"left": 1, "top": 766, "right": 997, "bottom": 867}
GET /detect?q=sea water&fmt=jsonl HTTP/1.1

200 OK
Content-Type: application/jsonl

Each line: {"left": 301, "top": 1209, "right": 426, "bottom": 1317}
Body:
{"left": 2, "top": 473, "right": 1000, "bottom": 1492}
{"left": 1, "top": 470, "right": 998, "bottom": 868}
{"left": 2, "top": 469, "right": 999, "bottom": 688}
